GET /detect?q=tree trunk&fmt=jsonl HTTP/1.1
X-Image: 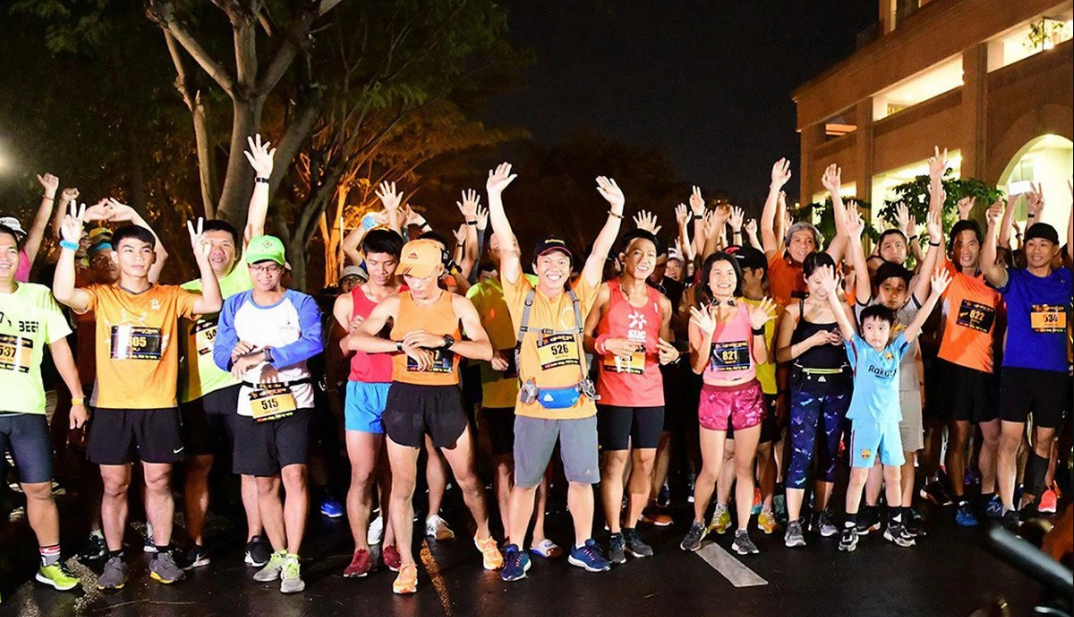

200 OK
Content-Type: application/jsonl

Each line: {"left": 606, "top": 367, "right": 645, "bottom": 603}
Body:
{"left": 192, "top": 91, "right": 217, "bottom": 219}
{"left": 214, "top": 99, "right": 263, "bottom": 227}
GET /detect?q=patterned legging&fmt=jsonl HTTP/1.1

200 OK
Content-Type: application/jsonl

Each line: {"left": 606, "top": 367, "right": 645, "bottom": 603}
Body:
{"left": 786, "top": 385, "right": 851, "bottom": 489}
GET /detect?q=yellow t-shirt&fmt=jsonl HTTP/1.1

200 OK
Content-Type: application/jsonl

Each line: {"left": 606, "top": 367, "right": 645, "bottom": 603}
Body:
{"left": 467, "top": 275, "right": 538, "bottom": 408}
{"left": 82, "top": 284, "right": 200, "bottom": 409}
{"left": 503, "top": 274, "right": 598, "bottom": 420}
{"left": 742, "top": 297, "right": 779, "bottom": 395}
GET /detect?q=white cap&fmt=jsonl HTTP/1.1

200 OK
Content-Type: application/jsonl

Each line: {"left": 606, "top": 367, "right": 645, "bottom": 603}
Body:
{"left": 340, "top": 265, "right": 367, "bottom": 281}
{"left": 0, "top": 216, "right": 26, "bottom": 236}
{"left": 667, "top": 246, "right": 684, "bottom": 263}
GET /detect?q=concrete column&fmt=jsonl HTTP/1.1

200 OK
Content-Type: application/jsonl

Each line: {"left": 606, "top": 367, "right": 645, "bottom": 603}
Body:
{"left": 961, "top": 44, "right": 988, "bottom": 179}
{"left": 854, "top": 98, "right": 874, "bottom": 219}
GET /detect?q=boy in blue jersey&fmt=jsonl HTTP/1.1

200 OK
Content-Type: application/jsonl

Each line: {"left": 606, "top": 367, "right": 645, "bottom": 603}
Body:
{"left": 815, "top": 262, "right": 951, "bottom": 552}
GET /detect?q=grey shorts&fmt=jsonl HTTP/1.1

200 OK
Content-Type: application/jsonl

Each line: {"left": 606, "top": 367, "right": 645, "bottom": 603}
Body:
{"left": 513, "top": 415, "right": 599, "bottom": 488}
{"left": 898, "top": 388, "right": 924, "bottom": 452}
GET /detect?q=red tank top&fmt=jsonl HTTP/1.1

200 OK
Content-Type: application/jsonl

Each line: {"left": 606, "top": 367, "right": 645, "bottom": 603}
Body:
{"left": 348, "top": 286, "right": 394, "bottom": 383}
{"left": 595, "top": 279, "right": 664, "bottom": 407}
{"left": 704, "top": 301, "right": 756, "bottom": 384}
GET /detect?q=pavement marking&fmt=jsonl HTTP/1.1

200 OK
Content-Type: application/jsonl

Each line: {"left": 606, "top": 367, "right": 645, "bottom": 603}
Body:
{"left": 695, "top": 541, "right": 768, "bottom": 588}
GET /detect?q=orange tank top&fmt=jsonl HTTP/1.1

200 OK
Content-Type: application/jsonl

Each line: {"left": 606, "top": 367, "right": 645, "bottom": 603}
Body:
{"left": 595, "top": 279, "right": 664, "bottom": 407}
{"left": 390, "top": 290, "right": 462, "bottom": 386}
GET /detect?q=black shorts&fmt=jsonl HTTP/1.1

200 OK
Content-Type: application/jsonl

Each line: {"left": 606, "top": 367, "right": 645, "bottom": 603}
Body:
{"left": 935, "top": 359, "right": 998, "bottom": 424}
{"left": 597, "top": 405, "right": 664, "bottom": 451}
{"left": 383, "top": 382, "right": 469, "bottom": 449}
{"left": 232, "top": 409, "right": 312, "bottom": 477}
{"left": 87, "top": 408, "right": 184, "bottom": 465}
{"left": 481, "top": 407, "right": 515, "bottom": 457}
{"left": 0, "top": 413, "right": 54, "bottom": 484}
{"left": 180, "top": 385, "right": 240, "bottom": 457}
{"left": 999, "top": 367, "right": 1070, "bottom": 429}
{"left": 759, "top": 394, "right": 781, "bottom": 444}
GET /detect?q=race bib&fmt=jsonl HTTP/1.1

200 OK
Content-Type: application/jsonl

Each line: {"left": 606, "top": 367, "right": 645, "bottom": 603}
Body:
{"left": 249, "top": 385, "right": 297, "bottom": 422}
{"left": 407, "top": 348, "right": 455, "bottom": 374}
{"left": 710, "top": 341, "right": 750, "bottom": 372}
{"left": 110, "top": 326, "right": 163, "bottom": 360}
{"left": 602, "top": 350, "right": 645, "bottom": 375}
{"left": 1030, "top": 304, "right": 1067, "bottom": 334}
{"left": 193, "top": 318, "right": 217, "bottom": 356}
{"left": 0, "top": 334, "right": 33, "bottom": 374}
{"left": 536, "top": 333, "right": 579, "bottom": 370}
{"left": 955, "top": 300, "right": 995, "bottom": 334}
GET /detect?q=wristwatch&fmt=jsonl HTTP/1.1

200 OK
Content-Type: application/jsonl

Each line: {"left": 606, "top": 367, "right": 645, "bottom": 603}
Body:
{"left": 442, "top": 334, "right": 456, "bottom": 348}
{"left": 263, "top": 347, "right": 274, "bottom": 363}
{"left": 396, "top": 341, "right": 404, "bottom": 352}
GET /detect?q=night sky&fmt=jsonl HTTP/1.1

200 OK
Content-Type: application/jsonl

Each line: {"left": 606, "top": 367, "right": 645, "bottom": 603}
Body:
{"left": 485, "top": 0, "right": 878, "bottom": 204}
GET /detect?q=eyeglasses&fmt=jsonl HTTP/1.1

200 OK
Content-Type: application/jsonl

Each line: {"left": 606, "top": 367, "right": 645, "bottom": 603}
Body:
{"left": 250, "top": 263, "right": 283, "bottom": 274}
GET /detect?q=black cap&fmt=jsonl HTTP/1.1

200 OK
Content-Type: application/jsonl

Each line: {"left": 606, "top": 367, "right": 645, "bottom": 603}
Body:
{"left": 533, "top": 235, "right": 574, "bottom": 264}
{"left": 724, "top": 245, "right": 768, "bottom": 273}
{"left": 1023, "top": 222, "right": 1059, "bottom": 245}
{"left": 874, "top": 261, "right": 912, "bottom": 286}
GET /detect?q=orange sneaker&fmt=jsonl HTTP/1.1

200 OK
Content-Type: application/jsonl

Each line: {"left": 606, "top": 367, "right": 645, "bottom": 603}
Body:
{"left": 392, "top": 564, "right": 418, "bottom": 595}
{"left": 475, "top": 536, "right": 504, "bottom": 570}
{"left": 1038, "top": 487, "right": 1058, "bottom": 514}
{"left": 640, "top": 505, "right": 673, "bottom": 527}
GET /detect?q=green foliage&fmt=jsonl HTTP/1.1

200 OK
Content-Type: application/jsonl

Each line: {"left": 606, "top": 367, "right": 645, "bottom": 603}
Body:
{"left": 876, "top": 170, "right": 1003, "bottom": 232}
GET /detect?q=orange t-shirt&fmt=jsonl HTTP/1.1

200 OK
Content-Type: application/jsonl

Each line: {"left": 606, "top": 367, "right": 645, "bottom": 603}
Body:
{"left": 504, "top": 274, "right": 598, "bottom": 420}
{"left": 937, "top": 259, "right": 1001, "bottom": 373}
{"left": 390, "top": 290, "right": 462, "bottom": 386}
{"left": 81, "top": 284, "right": 200, "bottom": 409}
{"left": 768, "top": 253, "right": 807, "bottom": 307}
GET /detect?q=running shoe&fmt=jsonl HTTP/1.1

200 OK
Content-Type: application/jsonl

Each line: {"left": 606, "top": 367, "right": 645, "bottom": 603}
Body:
{"left": 680, "top": 521, "right": 706, "bottom": 552}
{"left": 904, "top": 509, "right": 926, "bottom": 538}
{"left": 606, "top": 533, "right": 627, "bottom": 564}
{"left": 784, "top": 520, "right": 806, "bottom": 548}
{"left": 97, "top": 555, "right": 127, "bottom": 591}
{"left": 1038, "top": 487, "right": 1058, "bottom": 514}
{"left": 177, "top": 545, "right": 211, "bottom": 571}
{"left": 856, "top": 506, "right": 880, "bottom": 536}
{"left": 149, "top": 551, "right": 186, "bottom": 584}
{"left": 343, "top": 548, "right": 372, "bottom": 578}
{"left": 474, "top": 536, "right": 504, "bottom": 570}
{"left": 883, "top": 523, "right": 916, "bottom": 548}
{"left": 732, "top": 530, "right": 760, "bottom": 555}
{"left": 837, "top": 527, "right": 859, "bottom": 552}
{"left": 320, "top": 496, "right": 344, "bottom": 518}
{"left": 367, "top": 515, "right": 384, "bottom": 546}
{"left": 921, "top": 480, "right": 954, "bottom": 506}
{"left": 757, "top": 509, "right": 778, "bottom": 535}
{"left": 36, "top": 562, "right": 80, "bottom": 591}
{"left": 425, "top": 514, "right": 455, "bottom": 541}
{"left": 245, "top": 537, "right": 272, "bottom": 567}
{"left": 955, "top": 501, "right": 979, "bottom": 527}
{"left": 280, "top": 556, "right": 305, "bottom": 594}
{"left": 568, "top": 540, "right": 611, "bottom": 572}
{"left": 501, "top": 545, "right": 531, "bottom": 582}
{"left": 657, "top": 484, "right": 671, "bottom": 508}
{"left": 709, "top": 504, "right": 732, "bottom": 535}
{"left": 529, "top": 539, "right": 563, "bottom": 559}
{"left": 999, "top": 509, "right": 1020, "bottom": 530}
{"left": 79, "top": 533, "right": 107, "bottom": 564}
{"left": 623, "top": 528, "right": 653, "bottom": 558}
{"left": 382, "top": 544, "right": 402, "bottom": 572}
{"left": 815, "top": 509, "right": 838, "bottom": 538}
{"left": 984, "top": 494, "right": 1004, "bottom": 519}
{"left": 640, "top": 505, "right": 673, "bottom": 527}
{"left": 143, "top": 526, "right": 157, "bottom": 554}
{"left": 392, "top": 564, "right": 418, "bottom": 594}
{"left": 686, "top": 474, "right": 696, "bottom": 503}
{"left": 253, "top": 551, "right": 287, "bottom": 582}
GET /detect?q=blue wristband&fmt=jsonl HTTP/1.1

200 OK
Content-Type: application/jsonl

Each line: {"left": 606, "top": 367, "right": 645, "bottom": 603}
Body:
{"left": 59, "top": 240, "right": 79, "bottom": 251}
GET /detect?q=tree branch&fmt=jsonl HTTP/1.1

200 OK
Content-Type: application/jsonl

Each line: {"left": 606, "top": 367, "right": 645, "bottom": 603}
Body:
{"left": 146, "top": 0, "right": 237, "bottom": 97}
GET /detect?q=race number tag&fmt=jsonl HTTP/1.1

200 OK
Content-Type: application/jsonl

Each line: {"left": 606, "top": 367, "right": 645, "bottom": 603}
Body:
{"left": 955, "top": 300, "right": 995, "bottom": 334}
{"left": 407, "top": 348, "right": 455, "bottom": 374}
{"left": 110, "top": 326, "right": 163, "bottom": 360}
{"left": 1030, "top": 304, "right": 1067, "bottom": 333}
{"left": 193, "top": 319, "right": 217, "bottom": 356}
{"left": 710, "top": 341, "right": 750, "bottom": 372}
{"left": 0, "top": 334, "right": 33, "bottom": 374}
{"left": 249, "top": 386, "right": 297, "bottom": 422}
{"left": 602, "top": 350, "right": 645, "bottom": 375}
{"left": 536, "top": 333, "right": 579, "bottom": 370}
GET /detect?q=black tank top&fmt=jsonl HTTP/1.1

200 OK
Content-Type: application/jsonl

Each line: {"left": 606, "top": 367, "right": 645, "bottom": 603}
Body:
{"left": 790, "top": 299, "right": 848, "bottom": 370}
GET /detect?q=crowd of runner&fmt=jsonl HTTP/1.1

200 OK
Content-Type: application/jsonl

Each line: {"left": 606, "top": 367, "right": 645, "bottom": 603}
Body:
{"left": 0, "top": 138, "right": 1071, "bottom": 597}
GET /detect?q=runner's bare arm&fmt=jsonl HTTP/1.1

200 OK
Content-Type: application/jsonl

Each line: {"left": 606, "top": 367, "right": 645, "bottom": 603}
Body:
{"left": 904, "top": 268, "right": 951, "bottom": 343}
{"left": 687, "top": 305, "right": 716, "bottom": 375}
{"left": 582, "top": 177, "right": 626, "bottom": 288}
{"left": 761, "top": 159, "right": 792, "bottom": 260}
{"left": 333, "top": 293, "right": 355, "bottom": 354}
{"left": 23, "top": 173, "right": 59, "bottom": 267}
{"left": 349, "top": 296, "right": 401, "bottom": 354}
{"left": 912, "top": 211, "right": 945, "bottom": 305}
{"left": 52, "top": 201, "right": 93, "bottom": 313}
{"left": 845, "top": 209, "right": 871, "bottom": 306}
{"left": 816, "top": 266, "right": 856, "bottom": 341}
{"left": 485, "top": 163, "right": 522, "bottom": 285}
{"left": 243, "top": 134, "right": 275, "bottom": 244}
{"left": 775, "top": 304, "right": 801, "bottom": 363}
{"left": 449, "top": 295, "right": 494, "bottom": 362}
{"left": 189, "top": 219, "right": 223, "bottom": 315}
{"left": 980, "top": 201, "right": 1009, "bottom": 289}
{"left": 49, "top": 337, "right": 88, "bottom": 428}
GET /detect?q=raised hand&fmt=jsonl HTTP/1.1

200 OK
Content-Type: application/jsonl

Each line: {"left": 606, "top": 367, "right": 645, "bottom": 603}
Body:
{"left": 475, "top": 205, "right": 489, "bottom": 231}
{"left": 747, "top": 297, "right": 778, "bottom": 330}
{"left": 243, "top": 134, "right": 276, "bottom": 178}
{"left": 457, "top": 188, "right": 480, "bottom": 220}
{"left": 596, "top": 176, "right": 625, "bottom": 214}
{"left": 452, "top": 224, "right": 467, "bottom": 245}
{"left": 845, "top": 208, "right": 866, "bottom": 238}
{"left": 771, "top": 158, "right": 792, "bottom": 189}
{"left": 744, "top": 218, "right": 758, "bottom": 236}
{"left": 689, "top": 305, "right": 718, "bottom": 336}
{"left": 821, "top": 164, "right": 841, "bottom": 193}
{"left": 656, "top": 338, "right": 680, "bottom": 365}
{"left": 713, "top": 203, "right": 731, "bottom": 227}
{"left": 105, "top": 198, "right": 137, "bottom": 222}
{"left": 37, "top": 173, "right": 59, "bottom": 196}
{"left": 675, "top": 203, "right": 690, "bottom": 229}
{"left": 1026, "top": 182, "right": 1044, "bottom": 219}
{"left": 815, "top": 264, "right": 838, "bottom": 296}
{"left": 927, "top": 146, "right": 949, "bottom": 180}
{"left": 188, "top": 217, "right": 211, "bottom": 261}
{"left": 633, "top": 210, "right": 662, "bottom": 235}
{"left": 59, "top": 201, "right": 86, "bottom": 244}
{"left": 486, "top": 162, "right": 517, "bottom": 195}
{"left": 702, "top": 210, "right": 718, "bottom": 238}
{"left": 929, "top": 266, "right": 952, "bottom": 296}
{"left": 927, "top": 209, "right": 943, "bottom": 244}
{"left": 895, "top": 203, "right": 911, "bottom": 233}
{"left": 986, "top": 200, "right": 1005, "bottom": 226}
{"left": 59, "top": 187, "right": 80, "bottom": 205}
{"left": 83, "top": 199, "right": 113, "bottom": 222}
{"left": 729, "top": 206, "right": 745, "bottom": 233}
{"left": 375, "top": 181, "right": 404, "bottom": 212}
{"left": 956, "top": 196, "right": 975, "bottom": 221}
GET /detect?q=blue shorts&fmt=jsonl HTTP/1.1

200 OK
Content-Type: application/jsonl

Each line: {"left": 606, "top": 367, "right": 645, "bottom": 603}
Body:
{"left": 849, "top": 420, "right": 904, "bottom": 468}
{"left": 0, "top": 413, "right": 54, "bottom": 484}
{"left": 345, "top": 381, "right": 391, "bottom": 433}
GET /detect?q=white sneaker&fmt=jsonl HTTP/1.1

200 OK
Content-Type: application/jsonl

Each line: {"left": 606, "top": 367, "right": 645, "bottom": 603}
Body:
{"left": 425, "top": 514, "right": 455, "bottom": 541}
{"left": 368, "top": 515, "right": 384, "bottom": 546}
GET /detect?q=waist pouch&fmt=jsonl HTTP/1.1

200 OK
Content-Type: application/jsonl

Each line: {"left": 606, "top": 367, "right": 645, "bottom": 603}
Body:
{"left": 790, "top": 365, "right": 851, "bottom": 389}
{"left": 536, "top": 384, "right": 582, "bottom": 409}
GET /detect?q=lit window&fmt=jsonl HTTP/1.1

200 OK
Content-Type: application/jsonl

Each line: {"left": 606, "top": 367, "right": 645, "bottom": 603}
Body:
{"left": 872, "top": 56, "right": 964, "bottom": 121}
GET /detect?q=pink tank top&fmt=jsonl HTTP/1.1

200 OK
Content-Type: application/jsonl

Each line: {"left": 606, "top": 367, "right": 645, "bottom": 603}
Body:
{"left": 595, "top": 279, "right": 664, "bottom": 407}
{"left": 704, "top": 301, "right": 756, "bottom": 383}
{"left": 348, "top": 286, "right": 394, "bottom": 383}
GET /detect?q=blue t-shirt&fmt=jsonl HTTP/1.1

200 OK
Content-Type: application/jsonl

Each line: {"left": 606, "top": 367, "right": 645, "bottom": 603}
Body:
{"left": 996, "top": 267, "right": 1073, "bottom": 374}
{"left": 845, "top": 333, "right": 912, "bottom": 424}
